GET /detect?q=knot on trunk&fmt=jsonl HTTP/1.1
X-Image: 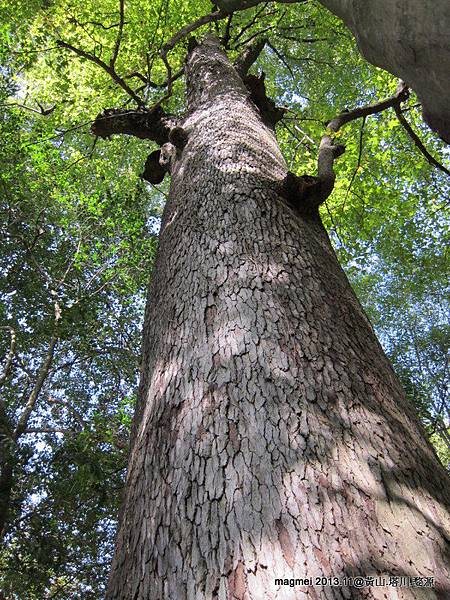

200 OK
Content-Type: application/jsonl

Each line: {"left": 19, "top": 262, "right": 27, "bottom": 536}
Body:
{"left": 243, "top": 73, "right": 286, "bottom": 128}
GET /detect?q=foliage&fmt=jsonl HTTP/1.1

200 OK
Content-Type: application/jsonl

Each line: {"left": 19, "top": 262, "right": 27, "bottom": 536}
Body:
{"left": 0, "top": 0, "right": 448, "bottom": 597}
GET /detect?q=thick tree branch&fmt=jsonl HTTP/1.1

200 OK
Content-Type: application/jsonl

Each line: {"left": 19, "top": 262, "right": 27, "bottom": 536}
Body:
{"left": 56, "top": 39, "right": 144, "bottom": 105}
{"left": 162, "top": 10, "right": 229, "bottom": 55}
{"left": 91, "top": 106, "right": 176, "bottom": 144}
{"left": 235, "top": 37, "right": 267, "bottom": 76}
{"left": 327, "top": 81, "right": 410, "bottom": 133}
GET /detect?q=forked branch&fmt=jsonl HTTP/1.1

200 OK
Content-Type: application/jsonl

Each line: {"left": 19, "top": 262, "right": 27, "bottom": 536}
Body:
{"left": 281, "top": 81, "right": 413, "bottom": 212}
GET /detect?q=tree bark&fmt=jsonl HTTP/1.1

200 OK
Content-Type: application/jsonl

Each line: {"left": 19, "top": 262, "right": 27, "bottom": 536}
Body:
{"left": 106, "top": 37, "right": 450, "bottom": 600}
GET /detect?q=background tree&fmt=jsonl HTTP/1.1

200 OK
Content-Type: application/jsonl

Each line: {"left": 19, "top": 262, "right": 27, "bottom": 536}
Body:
{"left": 0, "top": 0, "right": 449, "bottom": 598}
{"left": 215, "top": 0, "right": 450, "bottom": 142}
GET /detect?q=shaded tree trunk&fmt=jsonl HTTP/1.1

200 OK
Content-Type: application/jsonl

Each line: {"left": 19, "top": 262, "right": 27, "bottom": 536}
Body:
{"left": 0, "top": 403, "right": 14, "bottom": 541}
{"left": 0, "top": 455, "right": 14, "bottom": 540}
{"left": 106, "top": 37, "right": 450, "bottom": 600}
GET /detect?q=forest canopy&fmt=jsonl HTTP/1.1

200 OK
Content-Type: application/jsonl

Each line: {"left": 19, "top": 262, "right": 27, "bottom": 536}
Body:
{"left": 0, "top": 0, "right": 448, "bottom": 598}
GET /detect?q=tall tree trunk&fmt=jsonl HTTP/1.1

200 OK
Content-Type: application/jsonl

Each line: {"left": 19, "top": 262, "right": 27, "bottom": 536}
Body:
{"left": 106, "top": 37, "right": 450, "bottom": 600}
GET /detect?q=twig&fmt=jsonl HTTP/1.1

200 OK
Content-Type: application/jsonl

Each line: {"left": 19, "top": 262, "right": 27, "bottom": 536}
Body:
{"left": 394, "top": 105, "right": 450, "bottom": 177}
{"left": 145, "top": 0, "right": 169, "bottom": 83}
{"left": 0, "top": 102, "right": 55, "bottom": 116}
{"left": 324, "top": 200, "right": 348, "bottom": 250}
{"left": 63, "top": 136, "right": 98, "bottom": 171}
{"left": 340, "top": 116, "right": 366, "bottom": 217}
{"left": 234, "top": 25, "right": 273, "bottom": 49}
{"left": 23, "top": 428, "right": 70, "bottom": 435}
{"left": 56, "top": 39, "right": 143, "bottom": 105}
{"left": 7, "top": 46, "right": 60, "bottom": 55}
{"left": 23, "top": 119, "right": 95, "bottom": 148}
{"left": 266, "top": 41, "right": 295, "bottom": 81}
{"left": 71, "top": 19, "right": 125, "bottom": 31}
{"left": 232, "top": 3, "right": 270, "bottom": 45}
{"left": 276, "top": 34, "right": 330, "bottom": 43}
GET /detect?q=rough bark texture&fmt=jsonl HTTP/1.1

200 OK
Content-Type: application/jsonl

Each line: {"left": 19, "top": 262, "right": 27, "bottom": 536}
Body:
{"left": 216, "top": 0, "right": 450, "bottom": 143}
{"left": 106, "top": 37, "right": 450, "bottom": 600}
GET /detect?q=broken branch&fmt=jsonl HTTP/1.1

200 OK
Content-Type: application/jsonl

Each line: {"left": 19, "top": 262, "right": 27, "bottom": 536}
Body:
{"left": 91, "top": 106, "right": 176, "bottom": 144}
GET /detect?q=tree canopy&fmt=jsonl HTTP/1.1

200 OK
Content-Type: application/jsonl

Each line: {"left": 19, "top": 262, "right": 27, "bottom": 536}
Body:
{"left": 0, "top": 0, "right": 448, "bottom": 597}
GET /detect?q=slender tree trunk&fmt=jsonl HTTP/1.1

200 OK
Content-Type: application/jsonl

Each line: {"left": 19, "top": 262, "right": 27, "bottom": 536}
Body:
{"left": 0, "top": 401, "right": 14, "bottom": 540}
{"left": 0, "top": 455, "right": 14, "bottom": 540}
{"left": 106, "top": 37, "right": 450, "bottom": 600}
